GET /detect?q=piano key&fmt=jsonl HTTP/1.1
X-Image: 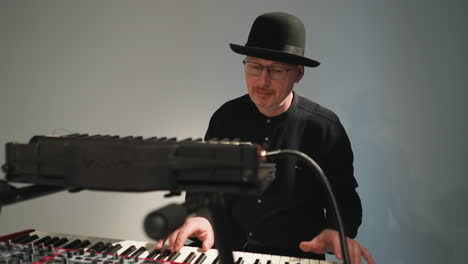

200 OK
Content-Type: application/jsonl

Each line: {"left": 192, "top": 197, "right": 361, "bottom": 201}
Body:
{"left": 12, "top": 234, "right": 30, "bottom": 243}
{"left": 130, "top": 246, "right": 147, "bottom": 258}
{"left": 119, "top": 245, "right": 136, "bottom": 256}
{"left": 181, "top": 252, "right": 197, "bottom": 263}
{"left": 88, "top": 242, "right": 104, "bottom": 251}
{"left": 269, "top": 255, "right": 282, "bottom": 264}
{"left": 202, "top": 249, "right": 219, "bottom": 264}
{"left": 53, "top": 237, "right": 69, "bottom": 247}
{"left": 146, "top": 249, "right": 161, "bottom": 259}
{"left": 33, "top": 236, "right": 51, "bottom": 245}
{"left": 167, "top": 251, "right": 182, "bottom": 261}
{"left": 97, "top": 242, "right": 113, "bottom": 252}
{"left": 171, "top": 246, "right": 196, "bottom": 263}
{"left": 289, "top": 256, "right": 302, "bottom": 264}
{"left": 211, "top": 255, "right": 221, "bottom": 264}
{"left": 194, "top": 253, "right": 207, "bottom": 264}
{"left": 257, "top": 254, "right": 270, "bottom": 264}
{"left": 104, "top": 244, "right": 122, "bottom": 254}
{"left": 156, "top": 249, "right": 171, "bottom": 260}
{"left": 299, "top": 257, "right": 310, "bottom": 264}
{"left": 78, "top": 240, "right": 91, "bottom": 249}
{"left": 235, "top": 257, "right": 245, "bottom": 264}
{"left": 22, "top": 235, "right": 39, "bottom": 244}
{"left": 240, "top": 252, "right": 259, "bottom": 264}
{"left": 44, "top": 237, "right": 60, "bottom": 245}
{"left": 62, "top": 239, "right": 82, "bottom": 249}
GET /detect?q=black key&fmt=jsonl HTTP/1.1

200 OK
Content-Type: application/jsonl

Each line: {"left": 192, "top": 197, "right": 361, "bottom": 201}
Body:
{"left": 44, "top": 237, "right": 60, "bottom": 245}
{"left": 130, "top": 246, "right": 146, "bottom": 257}
{"left": 12, "top": 234, "right": 30, "bottom": 243}
{"left": 266, "top": 261, "right": 271, "bottom": 264}
{"left": 157, "top": 249, "right": 171, "bottom": 260}
{"left": 104, "top": 244, "right": 122, "bottom": 254}
{"left": 89, "top": 242, "right": 104, "bottom": 251}
{"left": 254, "top": 259, "right": 261, "bottom": 264}
{"left": 53, "top": 238, "right": 69, "bottom": 247}
{"left": 146, "top": 249, "right": 161, "bottom": 259}
{"left": 235, "top": 257, "right": 244, "bottom": 264}
{"left": 63, "top": 239, "right": 82, "bottom": 249}
{"left": 194, "top": 253, "right": 207, "bottom": 264}
{"left": 183, "top": 252, "right": 197, "bottom": 264}
{"left": 97, "top": 242, "right": 112, "bottom": 252}
{"left": 78, "top": 240, "right": 91, "bottom": 249}
{"left": 22, "top": 235, "right": 39, "bottom": 244}
{"left": 120, "top": 245, "right": 136, "bottom": 256}
{"left": 33, "top": 236, "right": 51, "bottom": 245}
{"left": 167, "top": 252, "right": 181, "bottom": 261}
{"left": 211, "top": 256, "right": 220, "bottom": 264}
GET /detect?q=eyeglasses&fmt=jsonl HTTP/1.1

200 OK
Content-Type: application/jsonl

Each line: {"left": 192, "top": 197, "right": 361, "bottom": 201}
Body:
{"left": 242, "top": 59, "right": 293, "bottom": 80}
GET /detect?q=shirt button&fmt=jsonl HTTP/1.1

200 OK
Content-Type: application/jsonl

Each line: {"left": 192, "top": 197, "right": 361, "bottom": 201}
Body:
{"left": 266, "top": 119, "right": 271, "bottom": 124}
{"left": 264, "top": 137, "right": 269, "bottom": 141}
{"left": 257, "top": 199, "right": 262, "bottom": 204}
{"left": 248, "top": 232, "right": 254, "bottom": 237}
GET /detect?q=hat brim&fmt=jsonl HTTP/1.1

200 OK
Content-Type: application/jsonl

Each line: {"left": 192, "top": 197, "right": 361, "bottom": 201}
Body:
{"left": 230, "top": 43, "right": 320, "bottom": 68}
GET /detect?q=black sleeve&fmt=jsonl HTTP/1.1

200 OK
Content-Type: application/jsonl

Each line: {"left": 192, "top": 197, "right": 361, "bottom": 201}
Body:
{"left": 322, "top": 122, "right": 362, "bottom": 238}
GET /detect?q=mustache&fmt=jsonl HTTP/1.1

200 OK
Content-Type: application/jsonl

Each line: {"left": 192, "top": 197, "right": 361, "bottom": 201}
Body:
{"left": 254, "top": 87, "right": 274, "bottom": 93}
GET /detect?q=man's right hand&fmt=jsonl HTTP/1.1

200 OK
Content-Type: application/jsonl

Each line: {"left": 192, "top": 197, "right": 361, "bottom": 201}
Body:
{"left": 155, "top": 216, "right": 215, "bottom": 253}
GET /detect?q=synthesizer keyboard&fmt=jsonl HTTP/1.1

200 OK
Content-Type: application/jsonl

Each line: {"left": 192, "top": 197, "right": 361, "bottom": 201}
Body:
{"left": 0, "top": 230, "right": 336, "bottom": 264}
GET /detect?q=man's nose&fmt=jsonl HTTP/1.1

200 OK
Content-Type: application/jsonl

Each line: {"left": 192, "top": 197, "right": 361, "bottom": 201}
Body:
{"left": 258, "top": 67, "right": 272, "bottom": 86}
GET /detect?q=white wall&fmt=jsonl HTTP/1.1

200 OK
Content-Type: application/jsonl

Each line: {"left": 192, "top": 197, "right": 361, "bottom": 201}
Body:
{"left": 1, "top": 1, "right": 467, "bottom": 263}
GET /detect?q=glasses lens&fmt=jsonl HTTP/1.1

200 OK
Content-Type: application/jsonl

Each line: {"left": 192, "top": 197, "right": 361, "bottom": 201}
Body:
{"left": 269, "top": 67, "right": 287, "bottom": 80}
{"left": 243, "top": 60, "right": 290, "bottom": 80}
{"left": 245, "top": 61, "right": 262, "bottom": 75}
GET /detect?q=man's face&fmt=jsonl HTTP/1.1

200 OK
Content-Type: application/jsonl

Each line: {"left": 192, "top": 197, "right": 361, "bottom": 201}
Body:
{"left": 244, "top": 57, "right": 304, "bottom": 117}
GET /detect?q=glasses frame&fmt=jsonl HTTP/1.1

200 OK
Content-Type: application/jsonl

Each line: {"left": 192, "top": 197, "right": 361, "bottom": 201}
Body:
{"left": 242, "top": 59, "right": 293, "bottom": 80}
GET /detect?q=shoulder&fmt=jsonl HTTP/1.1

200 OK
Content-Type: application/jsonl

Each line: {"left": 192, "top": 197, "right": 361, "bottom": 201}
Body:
{"left": 295, "top": 95, "right": 340, "bottom": 125}
{"left": 211, "top": 94, "right": 251, "bottom": 118}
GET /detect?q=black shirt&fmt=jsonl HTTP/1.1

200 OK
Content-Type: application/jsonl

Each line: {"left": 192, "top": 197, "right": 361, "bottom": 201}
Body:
{"left": 189, "top": 92, "right": 362, "bottom": 259}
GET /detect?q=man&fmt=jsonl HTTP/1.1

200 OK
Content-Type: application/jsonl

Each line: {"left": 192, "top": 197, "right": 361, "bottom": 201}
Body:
{"left": 157, "top": 12, "right": 375, "bottom": 264}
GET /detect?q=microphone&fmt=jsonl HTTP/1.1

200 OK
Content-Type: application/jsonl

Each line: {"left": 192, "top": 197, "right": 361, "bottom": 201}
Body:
{"left": 143, "top": 203, "right": 189, "bottom": 240}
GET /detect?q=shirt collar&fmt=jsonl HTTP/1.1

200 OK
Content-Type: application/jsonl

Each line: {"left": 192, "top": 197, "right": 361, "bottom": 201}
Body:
{"left": 247, "top": 91, "right": 299, "bottom": 123}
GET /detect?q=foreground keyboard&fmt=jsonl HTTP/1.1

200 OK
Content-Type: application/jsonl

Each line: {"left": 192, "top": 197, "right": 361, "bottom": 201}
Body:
{"left": 0, "top": 230, "right": 337, "bottom": 264}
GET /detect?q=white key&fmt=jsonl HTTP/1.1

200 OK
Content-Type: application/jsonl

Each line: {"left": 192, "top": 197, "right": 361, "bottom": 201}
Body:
{"left": 289, "top": 256, "right": 301, "bottom": 264}
{"left": 299, "top": 257, "right": 310, "bottom": 264}
{"left": 269, "top": 255, "right": 282, "bottom": 264}
{"left": 203, "top": 248, "right": 220, "bottom": 264}
{"left": 259, "top": 254, "right": 272, "bottom": 264}
{"left": 279, "top": 255, "right": 291, "bottom": 264}
{"left": 173, "top": 246, "right": 195, "bottom": 263}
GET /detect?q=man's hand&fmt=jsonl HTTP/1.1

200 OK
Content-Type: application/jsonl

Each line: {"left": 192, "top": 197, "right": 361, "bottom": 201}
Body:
{"left": 299, "top": 229, "right": 375, "bottom": 264}
{"left": 155, "top": 216, "right": 215, "bottom": 253}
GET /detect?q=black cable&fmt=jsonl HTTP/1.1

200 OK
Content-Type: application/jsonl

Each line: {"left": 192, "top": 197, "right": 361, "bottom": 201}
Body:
{"left": 264, "top": 149, "right": 351, "bottom": 264}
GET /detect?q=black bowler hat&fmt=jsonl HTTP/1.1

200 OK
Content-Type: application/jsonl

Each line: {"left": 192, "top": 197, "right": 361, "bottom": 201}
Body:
{"left": 230, "top": 12, "right": 320, "bottom": 67}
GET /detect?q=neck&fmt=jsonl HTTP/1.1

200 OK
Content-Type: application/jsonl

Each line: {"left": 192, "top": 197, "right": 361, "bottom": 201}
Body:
{"left": 258, "top": 92, "right": 294, "bottom": 117}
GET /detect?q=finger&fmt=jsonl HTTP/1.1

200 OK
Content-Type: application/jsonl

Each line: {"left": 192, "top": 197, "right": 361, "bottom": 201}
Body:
{"left": 167, "top": 230, "right": 180, "bottom": 252}
{"left": 351, "top": 241, "right": 360, "bottom": 264}
{"left": 155, "top": 239, "right": 165, "bottom": 249}
{"left": 171, "top": 228, "right": 192, "bottom": 252}
{"left": 360, "top": 245, "right": 376, "bottom": 264}
{"left": 330, "top": 236, "right": 343, "bottom": 260}
{"left": 201, "top": 230, "right": 215, "bottom": 251}
{"left": 299, "top": 239, "right": 326, "bottom": 254}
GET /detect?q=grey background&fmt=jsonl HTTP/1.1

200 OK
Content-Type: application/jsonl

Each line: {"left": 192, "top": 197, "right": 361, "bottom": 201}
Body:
{"left": 1, "top": 0, "right": 467, "bottom": 263}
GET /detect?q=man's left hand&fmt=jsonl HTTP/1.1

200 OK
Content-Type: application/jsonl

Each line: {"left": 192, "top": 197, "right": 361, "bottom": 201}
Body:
{"left": 299, "top": 229, "right": 375, "bottom": 264}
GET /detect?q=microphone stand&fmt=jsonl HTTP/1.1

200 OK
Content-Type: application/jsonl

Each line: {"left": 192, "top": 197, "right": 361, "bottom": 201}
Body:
{"left": 0, "top": 179, "right": 68, "bottom": 207}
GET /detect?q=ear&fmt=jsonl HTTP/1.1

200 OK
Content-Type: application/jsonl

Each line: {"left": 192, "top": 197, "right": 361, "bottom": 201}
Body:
{"left": 294, "top": 65, "right": 305, "bottom": 83}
